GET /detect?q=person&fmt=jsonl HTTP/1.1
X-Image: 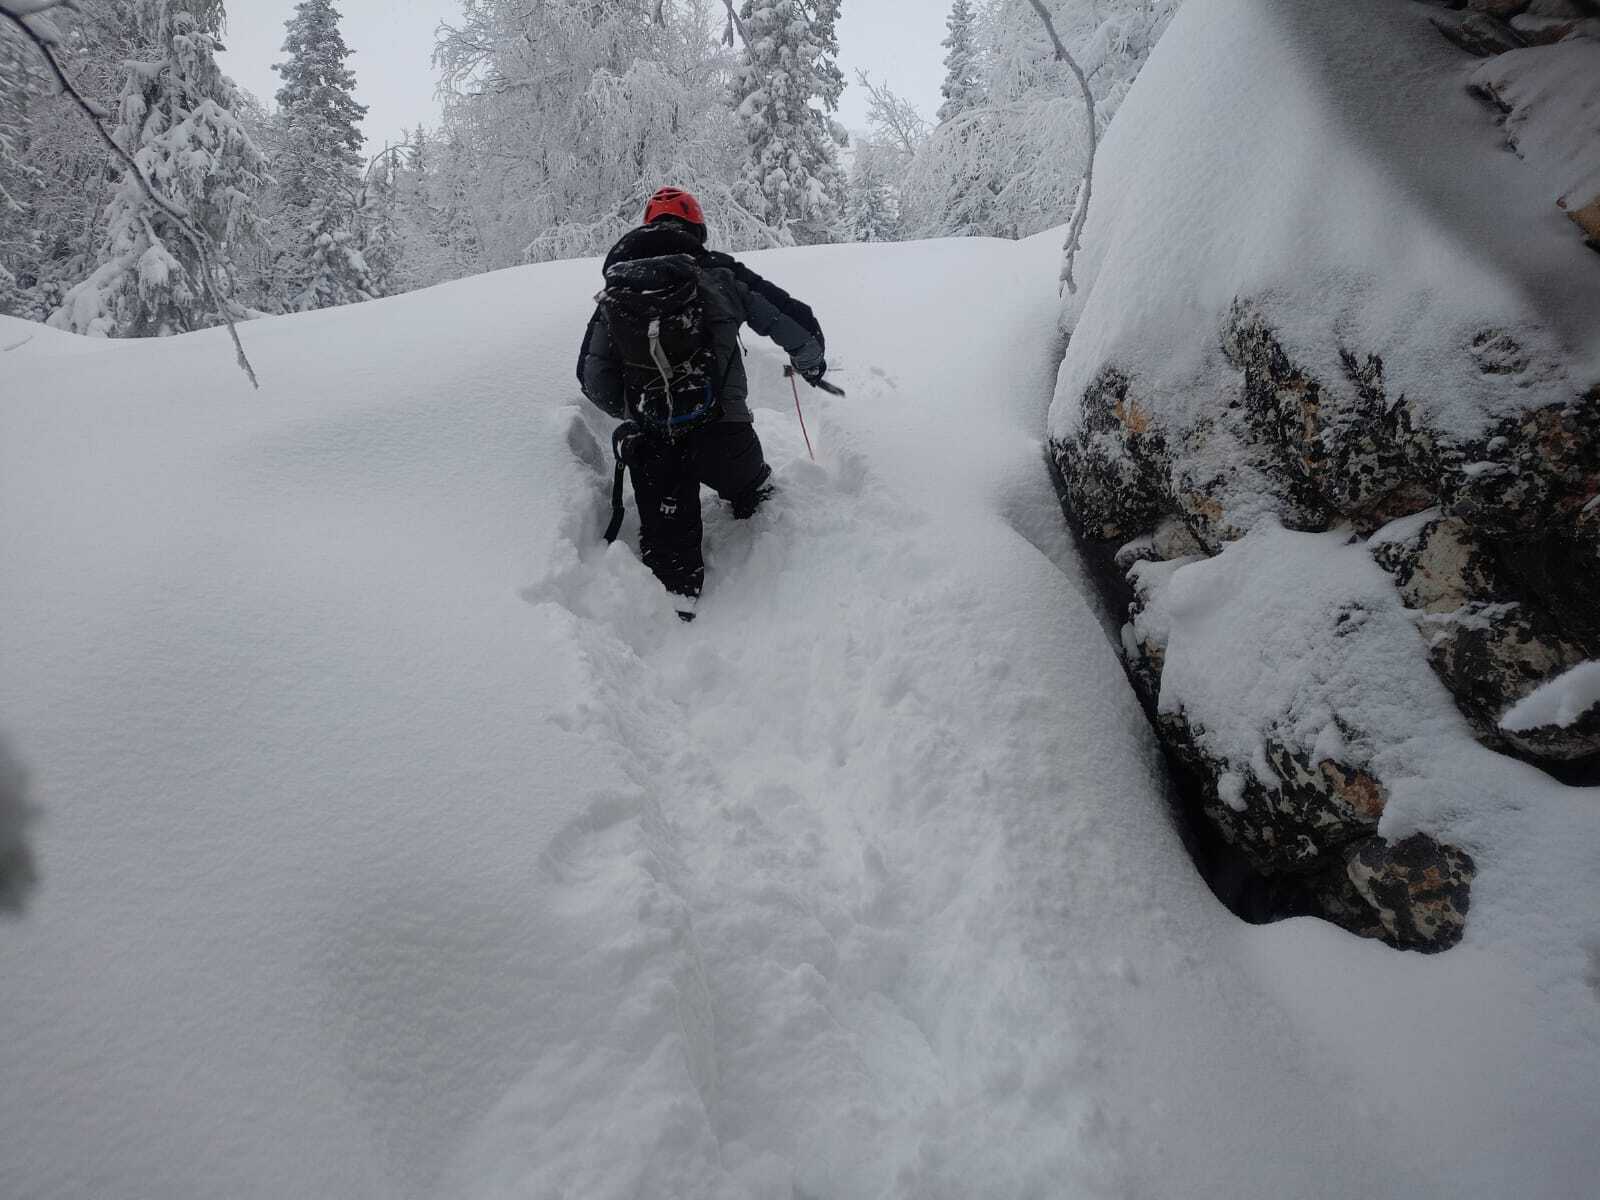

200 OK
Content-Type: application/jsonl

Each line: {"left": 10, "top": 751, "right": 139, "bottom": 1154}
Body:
{"left": 576, "top": 187, "right": 829, "bottom": 621}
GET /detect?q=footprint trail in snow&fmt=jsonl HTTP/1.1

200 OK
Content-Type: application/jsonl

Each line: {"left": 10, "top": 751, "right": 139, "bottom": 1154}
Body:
{"left": 501, "top": 387, "right": 1140, "bottom": 1198}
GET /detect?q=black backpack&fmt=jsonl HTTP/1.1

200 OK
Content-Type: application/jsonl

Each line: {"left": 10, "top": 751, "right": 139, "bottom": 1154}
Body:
{"left": 597, "top": 254, "right": 720, "bottom": 435}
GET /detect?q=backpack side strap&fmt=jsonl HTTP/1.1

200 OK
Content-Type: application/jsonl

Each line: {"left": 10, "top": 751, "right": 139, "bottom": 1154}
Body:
{"left": 604, "top": 422, "right": 640, "bottom": 544}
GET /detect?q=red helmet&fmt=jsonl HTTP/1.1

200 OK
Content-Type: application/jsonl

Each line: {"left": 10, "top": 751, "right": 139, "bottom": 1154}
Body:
{"left": 644, "top": 186, "right": 705, "bottom": 229}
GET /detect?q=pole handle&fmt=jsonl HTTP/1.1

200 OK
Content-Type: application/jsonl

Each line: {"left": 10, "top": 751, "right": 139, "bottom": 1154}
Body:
{"left": 783, "top": 365, "right": 847, "bottom": 398}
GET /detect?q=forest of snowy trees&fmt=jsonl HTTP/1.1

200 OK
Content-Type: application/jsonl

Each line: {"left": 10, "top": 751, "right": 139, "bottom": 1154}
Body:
{"left": 0, "top": 0, "right": 1180, "bottom": 338}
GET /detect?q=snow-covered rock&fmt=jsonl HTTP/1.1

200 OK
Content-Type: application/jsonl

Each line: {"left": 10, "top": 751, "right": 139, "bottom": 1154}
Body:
{"left": 1468, "top": 36, "right": 1600, "bottom": 248}
{"left": 1499, "top": 658, "right": 1600, "bottom": 755}
{"left": 1047, "top": 0, "right": 1600, "bottom": 946}
{"left": 1370, "top": 510, "right": 1594, "bottom": 759}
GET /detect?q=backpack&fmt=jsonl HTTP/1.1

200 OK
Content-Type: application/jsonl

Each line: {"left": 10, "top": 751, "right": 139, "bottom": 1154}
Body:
{"left": 597, "top": 254, "right": 720, "bottom": 435}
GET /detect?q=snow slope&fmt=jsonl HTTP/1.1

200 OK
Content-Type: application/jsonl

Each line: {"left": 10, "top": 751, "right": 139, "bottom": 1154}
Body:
{"left": 2, "top": 234, "right": 1597, "bottom": 1198}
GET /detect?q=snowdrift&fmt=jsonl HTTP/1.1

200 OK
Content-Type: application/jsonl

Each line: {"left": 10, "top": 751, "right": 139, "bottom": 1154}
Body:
{"left": 1, "top": 225, "right": 1597, "bottom": 1198}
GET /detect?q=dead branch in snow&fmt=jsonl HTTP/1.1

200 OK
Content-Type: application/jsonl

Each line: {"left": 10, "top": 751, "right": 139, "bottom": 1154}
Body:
{"left": 1027, "top": 0, "right": 1096, "bottom": 295}
{"left": 719, "top": 0, "right": 749, "bottom": 48}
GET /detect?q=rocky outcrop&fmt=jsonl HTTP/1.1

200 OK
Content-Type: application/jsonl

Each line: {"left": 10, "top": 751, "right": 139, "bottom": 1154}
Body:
{"left": 1430, "top": 0, "right": 1600, "bottom": 59}
{"left": 1044, "top": 0, "right": 1598, "bottom": 953}
{"left": 1052, "top": 299, "right": 1597, "bottom": 951}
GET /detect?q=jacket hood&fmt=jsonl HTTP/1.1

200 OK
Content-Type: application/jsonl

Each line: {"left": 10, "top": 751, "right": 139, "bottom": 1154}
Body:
{"left": 604, "top": 223, "right": 707, "bottom": 271}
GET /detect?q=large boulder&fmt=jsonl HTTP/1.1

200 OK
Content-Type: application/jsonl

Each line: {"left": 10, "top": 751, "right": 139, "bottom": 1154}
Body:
{"left": 1113, "top": 522, "right": 1484, "bottom": 951}
{"left": 1045, "top": 0, "right": 1600, "bottom": 950}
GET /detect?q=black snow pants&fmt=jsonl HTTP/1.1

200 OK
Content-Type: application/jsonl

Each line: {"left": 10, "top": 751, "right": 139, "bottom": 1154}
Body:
{"left": 625, "top": 423, "right": 772, "bottom": 599}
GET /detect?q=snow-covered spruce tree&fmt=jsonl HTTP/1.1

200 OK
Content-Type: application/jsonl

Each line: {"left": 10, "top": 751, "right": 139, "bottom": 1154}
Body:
{"left": 937, "top": 0, "right": 983, "bottom": 124}
{"left": 48, "top": 0, "right": 265, "bottom": 337}
{"left": 731, "top": 0, "right": 847, "bottom": 245}
{"left": 354, "top": 147, "right": 402, "bottom": 299}
{"left": 272, "top": 0, "right": 375, "bottom": 310}
{"left": 423, "top": 125, "right": 488, "bottom": 279}
{"left": 379, "top": 125, "right": 468, "bottom": 290}
{"left": 845, "top": 139, "right": 899, "bottom": 242}
{"left": 228, "top": 85, "right": 291, "bottom": 313}
{"left": 843, "top": 73, "right": 926, "bottom": 244}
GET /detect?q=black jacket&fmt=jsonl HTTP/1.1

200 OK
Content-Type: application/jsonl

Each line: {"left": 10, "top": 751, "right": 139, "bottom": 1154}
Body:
{"left": 576, "top": 223, "right": 826, "bottom": 424}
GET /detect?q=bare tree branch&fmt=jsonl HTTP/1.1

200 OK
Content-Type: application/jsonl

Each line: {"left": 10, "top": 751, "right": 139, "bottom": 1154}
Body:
{"left": 855, "top": 71, "right": 928, "bottom": 162}
{"left": 719, "top": 0, "right": 749, "bottom": 48}
{"left": 1027, "top": 0, "right": 1096, "bottom": 296}
{"left": 0, "top": 0, "right": 261, "bottom": 387}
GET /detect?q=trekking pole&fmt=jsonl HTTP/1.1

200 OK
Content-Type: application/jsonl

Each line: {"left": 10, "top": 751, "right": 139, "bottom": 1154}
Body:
{"left": 785, "top": 367, "right": 817, "bottom": 462}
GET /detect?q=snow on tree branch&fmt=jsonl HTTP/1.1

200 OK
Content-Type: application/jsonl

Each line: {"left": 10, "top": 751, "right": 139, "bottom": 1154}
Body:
{"left": 0, "top": 0, "right": 261, "bottom": 386}
{"left": 1027, "top": 0, "right": 1097, "bottom": 295}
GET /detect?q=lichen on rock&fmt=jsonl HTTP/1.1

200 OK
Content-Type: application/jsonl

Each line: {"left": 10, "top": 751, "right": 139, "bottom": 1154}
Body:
{"left": 1223, "top": 301, "right": 1425, "bottom": 529}
{"left": 1347, "top": 834, "right": 1475, "bottom": 952}
{"left": 1370, "top": 511, "right": 1595, "bottom": 758}
{"left": 1053, "top": 366, "right": 1168, "bottom": 543}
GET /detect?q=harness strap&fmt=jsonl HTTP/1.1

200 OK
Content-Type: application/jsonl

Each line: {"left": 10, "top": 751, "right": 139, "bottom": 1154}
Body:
{"left": 646, "top": 316, "right": 681, "bottom": 437}
{"left": 605, "top": 424, "right": 634, "bottom": 544}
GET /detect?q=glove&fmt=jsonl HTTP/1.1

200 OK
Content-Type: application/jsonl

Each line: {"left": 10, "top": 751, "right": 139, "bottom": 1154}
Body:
{"left": 798, "top": 358, "right": 827, "bottom": 387}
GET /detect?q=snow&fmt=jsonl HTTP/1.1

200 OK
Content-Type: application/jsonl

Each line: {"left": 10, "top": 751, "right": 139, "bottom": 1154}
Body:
{"left": 1129, "top": 521, "right": 1457, "bottom": 776}
{"left": 0, "top": 313, "right": 101, "bottom": 356}
{"left": 1049, "top": 0, "right": 1600, "bottom": 451}
{"left": 1502, "top": 659, "right": 1600, "bottom": 732}
{"left": 1366, "top": 506, "right": 1445, "bottom": 549}
{"left": 1471, "top": 38, "right": 1600, "bottom": 213}
{"left": 2, "top": 230, "right": 1598, "bottom": 1199}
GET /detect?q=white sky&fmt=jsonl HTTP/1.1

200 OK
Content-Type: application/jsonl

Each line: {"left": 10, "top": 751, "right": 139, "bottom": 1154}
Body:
{"left": 218, "top": 1, "right": 949, "bottom": 151}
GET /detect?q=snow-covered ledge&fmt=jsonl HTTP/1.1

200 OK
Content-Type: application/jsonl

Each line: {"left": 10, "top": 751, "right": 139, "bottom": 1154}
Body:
{"left": 1047, "top": 0, "right": 1600, "bottom": 950}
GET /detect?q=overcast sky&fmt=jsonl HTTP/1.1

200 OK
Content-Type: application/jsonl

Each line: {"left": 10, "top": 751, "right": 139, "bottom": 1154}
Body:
{"left": 218, "top": 1, "right": 949, "bottom": 151}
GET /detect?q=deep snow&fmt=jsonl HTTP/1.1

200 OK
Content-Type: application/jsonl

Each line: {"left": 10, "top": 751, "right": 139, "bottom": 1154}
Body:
{"left": 2, "top": 231, "right": 1597, "bottom": 1198}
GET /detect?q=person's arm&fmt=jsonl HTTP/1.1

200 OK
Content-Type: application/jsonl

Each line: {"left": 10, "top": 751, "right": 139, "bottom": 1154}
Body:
{"left": 576, "top": 307, "right": 626, "bottom": 419}
{"left": 730, "top": 264, "right": 827, "bottom": 379}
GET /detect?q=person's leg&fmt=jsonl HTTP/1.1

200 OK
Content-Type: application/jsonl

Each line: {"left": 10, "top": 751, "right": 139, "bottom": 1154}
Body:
{"left": 693, "top": 422, "right": 773, "bottom": 519}
{"left": 627, "top": 434, "right": 704, "bottom": 600}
